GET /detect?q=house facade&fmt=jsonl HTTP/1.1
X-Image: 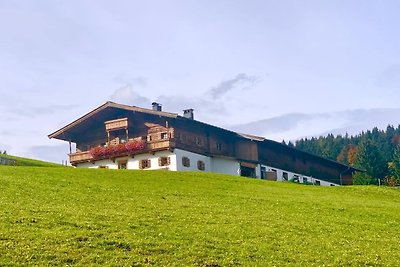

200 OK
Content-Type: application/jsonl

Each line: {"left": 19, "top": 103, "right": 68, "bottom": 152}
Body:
{"left": 48, "top": 101, "right": 358, "bottom": 186}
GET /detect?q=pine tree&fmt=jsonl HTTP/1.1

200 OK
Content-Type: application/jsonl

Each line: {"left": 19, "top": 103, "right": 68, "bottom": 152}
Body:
{"left": 355, "top": 139, "right": 387, "bottom": 184}
{"left": 390, "top": 145, "right": 400, "bottom": 182}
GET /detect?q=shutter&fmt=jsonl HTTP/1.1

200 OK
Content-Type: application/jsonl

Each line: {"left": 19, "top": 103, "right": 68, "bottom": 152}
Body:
{"left": 167, "top": 157, "right": 171, "bottom": 165}
{"left": 147, "top": 159, "right": 151, "bottom": 168}
{"left": 139, "top": 160, "right": 143, "bottom": 169}
{"left": 158, "top": 157, "right": 162, "bottom": 166}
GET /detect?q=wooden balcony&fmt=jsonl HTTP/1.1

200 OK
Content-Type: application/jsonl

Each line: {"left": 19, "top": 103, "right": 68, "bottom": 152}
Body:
{"left": 69, "top": 151, "right": 92, "bottom": 163}
{"left": 69, "top": 139, "right": 175, "bottom": 165}
{"left": 105, "top": 118, "right": 128, "bottom": 131}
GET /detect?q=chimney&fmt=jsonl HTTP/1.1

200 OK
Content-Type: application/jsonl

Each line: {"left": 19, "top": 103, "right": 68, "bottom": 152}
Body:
{"left": 152, "top": 102, "right": 162, "bottom": 111}
{"left": 183, "top": 109, "right": 194, "bottom": 120}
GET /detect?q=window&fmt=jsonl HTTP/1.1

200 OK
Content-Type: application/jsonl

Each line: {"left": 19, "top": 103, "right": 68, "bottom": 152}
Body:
{"left": 139, "top": 159, "right": 151, "bottom": 169}
{"left": 158, "top": 157, "right": 170, "bottom": 167}
{"left": 197, "top": 160, "right": 205, "bottom": 171}
{"left": 161, "top": 132, "right": 168, "bottom": 139}
{"left": 315, "top": 180, "right": 321, "bottom": 186}
{"left": 118, "top": 160, "right": 127, "bottom": 169}
{"left": 98, "top": 165, "right": 109, "bottom": 169}
{"left": 182, "top": 157, "right": 190, "bottom": 167}
{"left": 195, "top": 137, "right": 201, "bottom": 145}
{"left": 303, "top": 177, "right": 308, "bottom": 184}
{"left": 260, "top": 166, "right": 267, "bottom": 179}
{"left": 216, "top": 143, "right": 222, "bottom": 151}
{"left": 282, "top": 172, "right": 288, "bottom": 181}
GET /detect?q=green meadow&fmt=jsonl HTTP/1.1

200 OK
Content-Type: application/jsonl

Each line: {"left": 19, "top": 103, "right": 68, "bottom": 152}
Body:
{"left": 1, "top": 166, "right": 400, "bottom": 266}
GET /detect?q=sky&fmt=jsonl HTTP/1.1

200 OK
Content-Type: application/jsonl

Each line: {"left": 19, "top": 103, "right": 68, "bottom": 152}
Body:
{"left": 1, "top": 0, "right": 400, "bottom": 163}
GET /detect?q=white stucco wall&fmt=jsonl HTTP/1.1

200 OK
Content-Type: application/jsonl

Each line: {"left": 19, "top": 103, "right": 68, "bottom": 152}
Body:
{"left": 76, "top": 150, "right": 177, "bottom": 171}
{"left": 174, "top": 148, "right": 211, "bottom": 172}
{"left": 211, "top": 157, "right": 241, "bottom": 176}
{"left": 77, "top": 159, "right": 118, "bottom": 169}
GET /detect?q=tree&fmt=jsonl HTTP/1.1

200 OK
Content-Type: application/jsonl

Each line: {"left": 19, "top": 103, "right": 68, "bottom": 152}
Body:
{"left": 354, "top": 139, "right": 387, "bottom": 184}
{"left": 389, "top": 145, "right": 400, "bottom": 183}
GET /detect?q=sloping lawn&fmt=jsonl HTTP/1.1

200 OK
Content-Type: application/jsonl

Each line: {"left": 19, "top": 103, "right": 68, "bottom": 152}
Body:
{"left": 0, "top": 167, "right": 399, "bottom": 266}
{"left": 0, "top": 154, "right": 61, "bottom": 167}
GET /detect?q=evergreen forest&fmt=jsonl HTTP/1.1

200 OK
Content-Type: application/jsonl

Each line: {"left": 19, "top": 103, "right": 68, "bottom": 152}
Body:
{"left": 294, "top": 125, "right": 400, "bottom": 185}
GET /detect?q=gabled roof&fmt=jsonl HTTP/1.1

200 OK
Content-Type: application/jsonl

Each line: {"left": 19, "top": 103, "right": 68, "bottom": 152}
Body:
{"left": 48, "top": 101, "right": 178, "bottom": 140}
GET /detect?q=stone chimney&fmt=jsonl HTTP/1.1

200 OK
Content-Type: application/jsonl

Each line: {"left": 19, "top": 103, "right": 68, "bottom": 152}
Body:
{"left": 183, "top": 109, "right": 194, "bottom": 120}
{"left": 152, "top": 102, "right": 162, "bottom": 111}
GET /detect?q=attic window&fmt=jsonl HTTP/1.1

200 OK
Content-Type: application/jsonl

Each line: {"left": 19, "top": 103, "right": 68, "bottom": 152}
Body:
{"left": 161, "top": 132, "right": 168, "bottom": 139}
{"left": 195, "top": 137, "right": 201, "bottom": 145}
{"left": 216, "top": 143, "right": 222, "bottom": 151}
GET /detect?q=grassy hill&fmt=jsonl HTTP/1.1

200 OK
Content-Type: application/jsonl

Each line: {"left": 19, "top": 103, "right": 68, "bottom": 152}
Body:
{"left": 0, "top": 167, "right": 399, "bottom": 266}
{"left": 0, "top": 154, "right": 61, "bottom": 167}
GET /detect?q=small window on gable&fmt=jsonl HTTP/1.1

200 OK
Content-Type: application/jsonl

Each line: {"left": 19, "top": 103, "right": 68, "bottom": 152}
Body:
{"left": 197, "top": 160, "right": 205, "bottom": 171}
{"left": 139, "top": 159, "right": 151, "bottom": 169}
{"left": 195, "top": 137, "right": 201, "bottom": 145}
{"left": 182, "top": 157, "right": 190, "bottom": 167}
{"left": 118, "top": 160, "right": 127, "bottom": 170}
{"left": 161, "top": 132, "right": 168, "bottom": 140}
{"left": 216, "top": 143, "right": 222, "bottom": 151}
{"left": 158, "top": 157, "right": 170, "bottom": 167}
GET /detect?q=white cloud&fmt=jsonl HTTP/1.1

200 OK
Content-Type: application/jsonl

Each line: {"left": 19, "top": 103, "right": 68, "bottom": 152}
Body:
{"left": 207, "top": 73, "right": 260, "bottom": 99}
{"left": 109, "top": 84, "right": 151, "bottom": 107}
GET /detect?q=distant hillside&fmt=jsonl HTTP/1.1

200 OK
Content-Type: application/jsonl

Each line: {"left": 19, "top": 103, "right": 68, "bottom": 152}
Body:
{"left": 1, "top": 167, "right": 399, "bottom": 266}
{"left": 0, "top": 154, "right": 61, "bottom": 167}
{"left": 295, "top": 125, "right": 400, "bottom": 185}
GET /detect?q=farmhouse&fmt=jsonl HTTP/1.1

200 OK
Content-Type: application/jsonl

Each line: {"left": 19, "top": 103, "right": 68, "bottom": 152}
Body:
{"left": 49, "top": 101, "right": 358, "bottom": 185}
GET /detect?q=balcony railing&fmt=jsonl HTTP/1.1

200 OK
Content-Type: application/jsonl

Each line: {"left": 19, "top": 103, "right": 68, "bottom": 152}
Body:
{"left": 69, "top": 139, "right": 175, "bottom": 165}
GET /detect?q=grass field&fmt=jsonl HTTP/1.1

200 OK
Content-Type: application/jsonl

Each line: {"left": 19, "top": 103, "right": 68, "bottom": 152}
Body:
{"left": 1, "top": 166, "right": 400, "bottom": 266}
{"left": 0, "top": 154, "right": 61, "bottom": 167}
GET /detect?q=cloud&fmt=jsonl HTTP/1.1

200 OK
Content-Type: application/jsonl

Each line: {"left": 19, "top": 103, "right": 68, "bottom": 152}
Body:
{"left": 207, "top": 73, "right": 260, "bottom": 99}
{"left": 110, "top": 84, "right": 151, "bottom": 107}
{"left": 6, "top": 104, "right": 79, "bottom": 118}
{"left": 230, "top": 108, "right": 400, "bottom": 141}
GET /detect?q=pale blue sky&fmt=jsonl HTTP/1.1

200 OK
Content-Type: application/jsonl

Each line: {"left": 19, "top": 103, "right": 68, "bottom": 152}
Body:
{"left": 1, "top": 0, "right": 400, "bottom": 162}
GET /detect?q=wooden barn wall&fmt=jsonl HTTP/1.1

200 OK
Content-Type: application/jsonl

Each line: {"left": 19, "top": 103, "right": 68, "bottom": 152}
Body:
{"left": 235, "top": 139, "right": 258, "bottom": 162}
{"left": 258, "top": 142, "right": 346, "bottom": 184}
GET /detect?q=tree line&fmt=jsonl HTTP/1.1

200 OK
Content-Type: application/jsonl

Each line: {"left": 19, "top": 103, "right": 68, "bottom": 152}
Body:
{"left": 294, "top": 125, "right": 400, "bottom": 185}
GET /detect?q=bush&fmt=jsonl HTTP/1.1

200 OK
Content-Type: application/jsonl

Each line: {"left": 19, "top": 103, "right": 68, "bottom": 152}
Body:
{"left": 353, "top": 172, "right": 378, "bottom": 185}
